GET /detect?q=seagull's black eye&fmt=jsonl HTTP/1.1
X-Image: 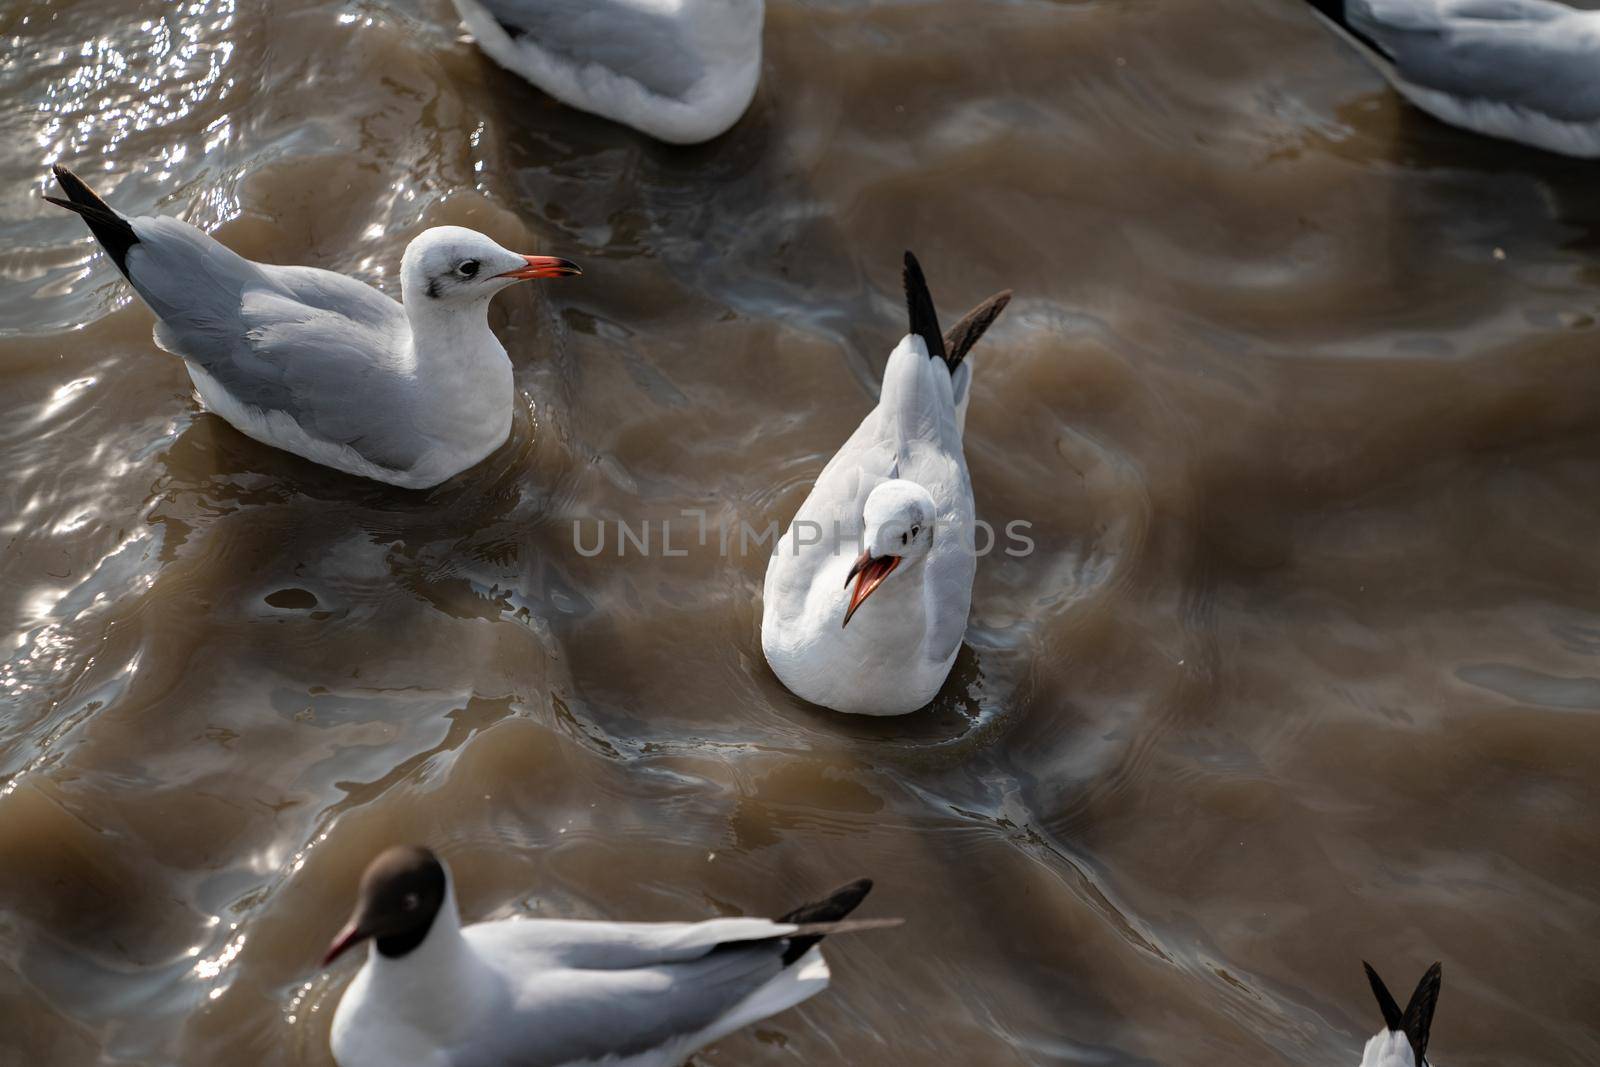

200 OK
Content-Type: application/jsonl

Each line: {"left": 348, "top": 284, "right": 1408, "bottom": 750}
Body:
{"left": 456, "top": 259, "right": 480, "bottom": 278}
{"left": 911, "top": 525, "right": 920, "bottom": 539}
{"left": 402, "top": 893, "right": 420, "bottom": 910}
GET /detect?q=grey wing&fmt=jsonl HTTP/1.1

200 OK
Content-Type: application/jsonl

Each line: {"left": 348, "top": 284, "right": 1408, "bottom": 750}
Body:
{"left": 475, "top": 916, "right": 803, "bottom": 969}
{"left": 1355, "top": 3, "right": 1600, "bottom": 120}
{"left": 230, "top": 288, "right": 428, "bottom": 471}
{"left": 475, "top": 0, "right": 704, "bottom": 97}
{"left": 454, "top": 945, "right": 785, "bottom": 1067}
{"left": 124, "top": 218, "right": 423, "bottom": 471}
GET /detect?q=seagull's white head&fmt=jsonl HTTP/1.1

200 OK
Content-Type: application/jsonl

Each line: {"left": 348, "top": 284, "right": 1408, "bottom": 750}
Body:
{"left": 843, "top": 479, "right": 937, "bottom": 627}
{"left": 400, "top": 225, "right": 580, "bottom": 307}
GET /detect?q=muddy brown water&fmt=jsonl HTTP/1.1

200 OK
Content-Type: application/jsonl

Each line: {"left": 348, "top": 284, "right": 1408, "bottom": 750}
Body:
{"left": 4, "top": 0, "right": 1600, "bottom": 1064}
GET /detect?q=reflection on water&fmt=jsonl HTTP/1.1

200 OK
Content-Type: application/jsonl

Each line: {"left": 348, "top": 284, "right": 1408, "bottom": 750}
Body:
{"left": 3, "top": 0, "right": 1600, "bottom": 1064}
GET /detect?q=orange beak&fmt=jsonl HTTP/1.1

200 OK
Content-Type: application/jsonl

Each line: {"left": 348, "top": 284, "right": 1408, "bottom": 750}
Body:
{"left": 842, "top": 551, "right": 901, "bottom": 628}
{"left": 496, "top": 255, "right": 582, "bottom": 280}
{"left": 321, "top": 919, "right": 366, "bottom": 967}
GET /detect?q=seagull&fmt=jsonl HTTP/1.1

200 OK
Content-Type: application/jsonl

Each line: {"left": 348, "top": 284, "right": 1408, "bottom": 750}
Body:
{"left": 321, "top": 846, "right": 898, "bottom": 1067}
{"left": 44, "top": 164, "right": 580, "bottom": 489}
{"left": 1296, "top": 0, "right": 1600, "bottom": 158}
{"left": 760, "top": 253, "right": 1010, "bottom": 716}
{"left": 449, "top": 0, "right": 764, "bottom": 144}
{"left": 1359, "top": 960, "right": 1443, "bottom": 1066}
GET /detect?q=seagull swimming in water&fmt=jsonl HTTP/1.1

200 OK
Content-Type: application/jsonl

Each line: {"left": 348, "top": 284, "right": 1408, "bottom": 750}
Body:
{"left": 45, "top": 164, "right": 580, "bottom": 489}
{"left": 761, "top": 253, "right": 1010, "bottom": 716}
{"left": 1359, "top": 960, "right": 1443, "bottom": 1066}
{"left": 1296, "top": 0, "right": 1600, "bottom": 158}
{"left": 322, "top": 846, "right": 898, "bottom": 1067}
{"left": 451, "top": 0, "right": 764, "bottom": 144}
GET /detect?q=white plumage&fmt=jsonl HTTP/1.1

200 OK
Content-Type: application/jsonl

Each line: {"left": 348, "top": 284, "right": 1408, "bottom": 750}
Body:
{"left": 761, "top": 253, "right": 1010, "bottom": 716}
{"left": 1299, "top": 0, "right": 1600, "bottom": 157}
{"left": 323, "top": 848, "right": 894, "bottom": 1067}
{"left": 45, "top": 165, "right": 579, "bottom": 489}
{"left": 452, "top": 0, "right": 764, "bottom": 144}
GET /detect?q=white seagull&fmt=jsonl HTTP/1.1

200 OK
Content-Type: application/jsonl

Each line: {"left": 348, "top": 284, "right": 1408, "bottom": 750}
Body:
{"left": 451, "top": 0, "right": 764, "bottom": 145}
{"left": 1297, "top": 0, "right": 1600, "bottom": 158}
{"left": 45, "top": 164, "right": 580, "bottom": 489}
{"left": 321, "top": 846, "right": 898, "bottom": 1067}
{"left": 1358, "top": 960, "right": 1443, "bottom": 1066}
{"left": 761, "top": 253, "right": 1010, "bottom": 716}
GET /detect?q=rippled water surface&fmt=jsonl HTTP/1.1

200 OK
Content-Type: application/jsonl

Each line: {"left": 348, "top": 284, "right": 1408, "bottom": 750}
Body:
{"left": 4, "top": 0, "right": 1600, "bottom": 1063}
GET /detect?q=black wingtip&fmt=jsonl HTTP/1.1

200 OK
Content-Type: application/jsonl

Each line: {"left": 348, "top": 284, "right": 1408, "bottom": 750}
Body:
{"left": 778, "top": 878, "right": 875, "bottom": 965}
{"left": 46, "top": 163, "right": 138, "bottom": 277}
{"left": 1364, "top": 961, "right": 1405, "bottom": 1034}
{"left": 942, "top": 288, "right": 1011, "bottom": 372}
{"left": 1304, "top": 0, "right": 1347, "bottom": 27}
{"left": 1402, "top": 962, "right": 1442, "bottom": 1063}
{"left": 902, "top": 251, "right": 948, "bottom": 367}
{"left": 1301, "top": 0, "right": 1393, "bottom": 61}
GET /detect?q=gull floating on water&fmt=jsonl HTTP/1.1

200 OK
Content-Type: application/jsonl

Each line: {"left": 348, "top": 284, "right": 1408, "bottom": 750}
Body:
{"left": 1297, "top": 0, "right": 1600, "bottom": 158}
{"left": 761, "top": 253, "right": 1010, "bottom": 716}
{"left": 45, "top": 164, "right": 580, "bottom": 489}
{"left": 322, "top": 846, "right": 897, "bottom": 1067}
{"left": 451, "top": 0, "right": 764, "bottom": 144}
{"left": 1359, "top": 960, "right": 1443, "bottom": 1066}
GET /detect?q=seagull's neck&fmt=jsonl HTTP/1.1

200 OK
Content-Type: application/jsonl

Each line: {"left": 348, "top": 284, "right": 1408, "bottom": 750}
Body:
{"left": 359, "top": 885, "right": 494, "bottom": 1039}
{"left": 399, "top": 292, "right": 516, "bottom": 449}
{"left": 403, "top": 291, "right": 506, "bottom": 372}
{"left": 848, "top": 556, "right": 930, "bottom": 645}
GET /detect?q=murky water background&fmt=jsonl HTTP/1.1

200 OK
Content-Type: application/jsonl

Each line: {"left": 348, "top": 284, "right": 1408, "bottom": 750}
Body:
{"left": 4, "top": 0, "right": 1600, "bottom": 1063}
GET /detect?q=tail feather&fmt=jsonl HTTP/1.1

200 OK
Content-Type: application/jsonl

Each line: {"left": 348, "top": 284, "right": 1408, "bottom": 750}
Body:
{"left": 45, "top": 164, "right": 138, "bottom": 276}
{"left": 777, "top": 878, "right": 879, "bottom": 965}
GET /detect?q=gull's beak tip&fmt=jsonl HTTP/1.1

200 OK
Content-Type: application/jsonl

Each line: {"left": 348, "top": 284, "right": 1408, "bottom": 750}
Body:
{"left": 498, "top": 254, "right": 582, "bottom": 280}
{"left": 320, "top": 921, "right": 362, "bottom": 968}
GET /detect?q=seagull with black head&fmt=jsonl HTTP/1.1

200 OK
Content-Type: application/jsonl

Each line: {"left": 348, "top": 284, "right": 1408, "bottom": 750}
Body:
{"left": 321, "top": 846, "right": 899, "bottom": 1067}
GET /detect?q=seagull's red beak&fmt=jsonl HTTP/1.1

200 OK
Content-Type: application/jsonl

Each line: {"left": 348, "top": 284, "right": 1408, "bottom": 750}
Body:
{"left": 496, "top": 255, "right": 582, "bottom": 280}
{"left": 842, "top": 551, "right": 901, "bottom": 628}
{"left": 321, "top": 920, "right": 366, "bottom": 967}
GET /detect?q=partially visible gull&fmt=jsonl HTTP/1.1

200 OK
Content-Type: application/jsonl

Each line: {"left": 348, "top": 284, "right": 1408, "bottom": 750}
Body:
{"left": 452, "top": 0, "right": 764, "bottom": 144}
{"left": 1297, "top": 0, "right": 1600, "bottom": 157}
{"left": 1358, "top": 960, "right": 1443, "bottom": 1066}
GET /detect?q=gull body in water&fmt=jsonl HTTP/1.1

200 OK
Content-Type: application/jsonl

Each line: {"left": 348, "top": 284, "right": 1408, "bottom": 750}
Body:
{"left": 322, "top": 847, "right": 898, "bottom": 1067}
{"left": 46, "top": 164, "right": 579, "bottom": 489}
{"left": 451, "top": 0, "right": 764, "bottom": 144}
{"left": 1297, "top": 0, "right": 1600, "bottom": 158}
{"left": 762, "top": 253, "right": 1010, "bottom": 716}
